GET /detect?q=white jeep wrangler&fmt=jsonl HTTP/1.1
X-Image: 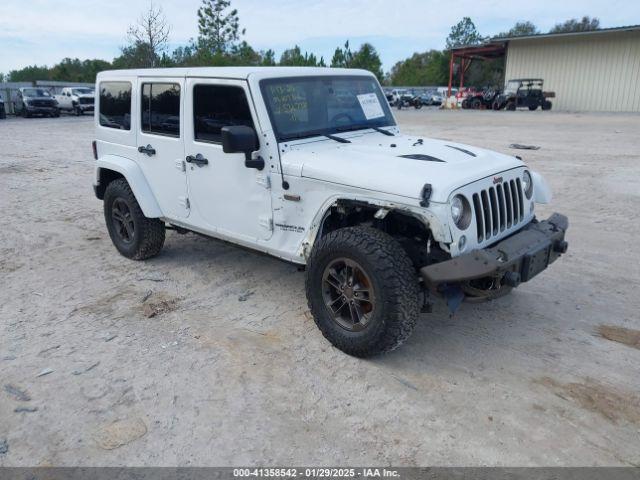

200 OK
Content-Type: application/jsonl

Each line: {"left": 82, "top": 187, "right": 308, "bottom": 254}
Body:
{"left": 93, "top": 67, "right": 569, "bottom": 357}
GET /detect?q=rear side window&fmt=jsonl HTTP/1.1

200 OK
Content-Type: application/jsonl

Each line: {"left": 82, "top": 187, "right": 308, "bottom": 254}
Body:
{"left": 193, "top": 85, "right": 254, "bottom": 143}
{"left": 99, "top": 82, "right": 131, "bottom": 130}
{"left": 141, "top": 83, "right": 181, "bottom": 137}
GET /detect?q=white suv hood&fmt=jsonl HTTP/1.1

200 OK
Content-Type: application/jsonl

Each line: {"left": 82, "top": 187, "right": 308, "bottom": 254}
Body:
{"left": 281, "top": 132, "right": 524, "bottom": 203}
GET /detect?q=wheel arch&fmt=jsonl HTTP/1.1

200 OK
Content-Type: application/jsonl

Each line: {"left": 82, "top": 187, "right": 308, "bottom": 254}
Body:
{"left": 94, "top": 154, "right": 163, "bottom": 218}
{"left": 298, "top": 196, "right": 450, "bottom": 260}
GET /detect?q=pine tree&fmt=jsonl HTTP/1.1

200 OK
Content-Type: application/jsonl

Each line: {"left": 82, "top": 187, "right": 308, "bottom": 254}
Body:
{"left": 196, "top": 0, "right": 245, "bottom": 55}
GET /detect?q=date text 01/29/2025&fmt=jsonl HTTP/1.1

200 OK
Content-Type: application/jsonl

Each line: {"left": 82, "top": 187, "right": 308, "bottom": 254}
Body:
{"left": 232, "top": 467, "right": 400, "bottom": 478}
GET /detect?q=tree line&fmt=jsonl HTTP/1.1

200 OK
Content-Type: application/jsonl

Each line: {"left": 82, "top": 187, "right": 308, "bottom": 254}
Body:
{"left": 1, "top": 0, "right": 600, "bottom": 88}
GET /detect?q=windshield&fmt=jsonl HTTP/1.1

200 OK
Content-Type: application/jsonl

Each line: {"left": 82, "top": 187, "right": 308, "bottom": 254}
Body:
{"left": 260, "top": 75, "right": 395, "bottom": 141}
{"left": 72, "top": 88, "right": 93, "bottom": 95}
{"left": 23, "top": 88, "right": 51, "bottom": 97}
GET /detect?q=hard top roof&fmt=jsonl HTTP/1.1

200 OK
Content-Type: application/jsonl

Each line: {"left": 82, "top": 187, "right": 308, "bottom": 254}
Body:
{"left": 97, "top": 66, "right": 374, "bottom": 81}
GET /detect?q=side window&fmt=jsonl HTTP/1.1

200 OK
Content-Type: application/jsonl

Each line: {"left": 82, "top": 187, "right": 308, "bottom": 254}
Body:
{"left": 193, "top": 85, "right": 254, "bottom": 143}
{"left": 141, "top": 83, "right": 180, "bottom": 137}
{"left": 99, "top": 82, "right": 132, "bottom": 130}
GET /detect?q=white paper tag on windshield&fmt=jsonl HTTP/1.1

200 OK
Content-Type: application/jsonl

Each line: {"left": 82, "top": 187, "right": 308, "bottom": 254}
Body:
{"left": 357, "top": 93, "right": 385, "bottom": 120}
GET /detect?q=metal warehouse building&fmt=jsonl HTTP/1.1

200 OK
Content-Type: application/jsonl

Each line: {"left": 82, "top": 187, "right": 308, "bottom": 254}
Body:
{"left": 450, "top": 25, "right": 640, "bottom": 112}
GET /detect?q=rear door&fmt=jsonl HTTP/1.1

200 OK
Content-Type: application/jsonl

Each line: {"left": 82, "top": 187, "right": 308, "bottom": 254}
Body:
{"left": 184, "top": 78, "right": 272, "bottom": 241}
{"left": 136, "top": 77, "right": 189, "bottom": 219}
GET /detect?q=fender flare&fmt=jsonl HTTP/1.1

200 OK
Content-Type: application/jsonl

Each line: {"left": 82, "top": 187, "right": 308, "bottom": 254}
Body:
{"left": 95, "top": 154, "right": 163, "bottom": 218}
{"left": 297, "top": 195, "right": 451, "bottom": 259}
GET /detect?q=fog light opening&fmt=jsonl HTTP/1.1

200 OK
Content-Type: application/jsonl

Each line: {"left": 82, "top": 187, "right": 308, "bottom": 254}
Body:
{"left": 458, "top": 235, "right": 467, "bottom": 252}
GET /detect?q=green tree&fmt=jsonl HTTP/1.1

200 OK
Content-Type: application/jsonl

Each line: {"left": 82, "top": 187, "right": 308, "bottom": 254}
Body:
{"left": 446, "top": 17, "right": 484, "bottom": 49}
{"left": 7, "top": 65, "right": 52, "bottom": 82}
{"left": 196, "top": 0, "right": 244, "bottom": 55}
{"left": 279, "top": 46, "right": 323, "bottom": 66}
{"left": 112, "top": 43, "right": 159, "bottom": 69}
{"left": 330, "top": 41, "right": 383, "bottom": 81}
{"left": 349, "top": 43, "right": 384, "bottom": 82}
{"left": 389, "top": 50, "right": 448, "bottom": 86}
{"left": 497, "top": 21, "right": 539, "bottom": 38}
{"left": 550, "top": 16, "right": 600, "bottom": 33}
{"left": 331, "top": 41, "right": 353, "bottom": 68}
{"left": 261, "top": 49, "right": 276, "bottom": 66}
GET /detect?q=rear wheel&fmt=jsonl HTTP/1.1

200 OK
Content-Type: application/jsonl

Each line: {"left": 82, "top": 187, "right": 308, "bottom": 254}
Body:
{"left": 542, "top": 100, "right": 552, "bottom": 110}
{"left": 305, "top": 226, "right": 420, "bottom": 357}
{"left": 506, "top": 102, "right": 516, "bottom": 111}
{"left": 103, "top": 178, "right": 165, "bottom": 260}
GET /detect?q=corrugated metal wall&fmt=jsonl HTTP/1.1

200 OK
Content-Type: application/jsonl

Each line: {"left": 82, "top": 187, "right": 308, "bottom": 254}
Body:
{"left": 504, "top": 31, "right": 640, "bottom": 112}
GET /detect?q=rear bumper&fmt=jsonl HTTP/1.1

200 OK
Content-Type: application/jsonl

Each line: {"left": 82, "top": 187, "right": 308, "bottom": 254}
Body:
{"left": 420, "top": 213, "right": 569, "bottom": 288}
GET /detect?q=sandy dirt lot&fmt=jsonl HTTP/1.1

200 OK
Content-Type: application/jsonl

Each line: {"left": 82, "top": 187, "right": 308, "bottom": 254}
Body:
{"left": 1, "top": 110, "right": 639, "bottom": 467}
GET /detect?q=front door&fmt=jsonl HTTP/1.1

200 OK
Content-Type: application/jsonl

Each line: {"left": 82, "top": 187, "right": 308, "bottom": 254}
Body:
{"left": 184, "top": 78, "right": 272, "bottom": 241}
{"left": 136, "top": 77, "right": 189, "bottom": 219}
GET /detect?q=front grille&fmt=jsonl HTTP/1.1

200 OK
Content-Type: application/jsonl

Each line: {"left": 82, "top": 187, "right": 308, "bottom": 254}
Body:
{"left": 472, "top": 178, "right": 525, "bottom": 242}
{"left": 79, "top": 97, "right": 94, "bottom": 105}
{"left": 32, "top": 100, "right": 55, "bottom": 107}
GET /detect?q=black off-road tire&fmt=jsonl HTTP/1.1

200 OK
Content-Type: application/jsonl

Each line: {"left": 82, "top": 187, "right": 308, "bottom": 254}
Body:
{"left": 305, "top": 226, "right": 420, "bottom": 357}
{"left": 506, "top": 102, "right": 516, "bottom": 111}
{"left": 542, "top": 100, "right": 552, "bottom": 111}
{"left": 103, "top": 178, "right": 165, "bottom": 260}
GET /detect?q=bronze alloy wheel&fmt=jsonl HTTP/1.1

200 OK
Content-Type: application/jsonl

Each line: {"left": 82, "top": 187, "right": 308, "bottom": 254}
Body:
{"left": 321, "top": 257, "right": 376, "bottom": 332}
{"left": 111, "top": 197, "right": 135, "bottom": 244}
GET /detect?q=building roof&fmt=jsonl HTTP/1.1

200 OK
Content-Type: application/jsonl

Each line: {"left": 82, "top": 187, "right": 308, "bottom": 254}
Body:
{"left": 492, "top": 24, "right": 640, "bottom": 42}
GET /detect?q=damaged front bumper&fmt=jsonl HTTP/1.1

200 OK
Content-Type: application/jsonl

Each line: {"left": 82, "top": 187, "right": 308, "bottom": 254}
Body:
{"left": 420, "top": 213, "right": 569, "bottom": 292}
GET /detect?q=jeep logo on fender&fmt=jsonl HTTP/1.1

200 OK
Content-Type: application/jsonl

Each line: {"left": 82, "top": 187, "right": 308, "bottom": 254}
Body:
{"left": 493, "top": 176, "right": 503, "bottom": 184}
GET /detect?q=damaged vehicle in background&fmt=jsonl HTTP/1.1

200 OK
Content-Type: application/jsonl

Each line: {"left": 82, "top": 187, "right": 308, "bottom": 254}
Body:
{"left": 93, "top": 67, "right": 569, "bottom": 357}
{"left": 16, "top": 88, "right": 60, "bottom": 118}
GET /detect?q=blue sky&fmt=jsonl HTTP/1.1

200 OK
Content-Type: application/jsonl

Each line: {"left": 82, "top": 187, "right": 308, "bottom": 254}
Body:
{"left": 1, "top": 0, "right": 639, "bottom": 74}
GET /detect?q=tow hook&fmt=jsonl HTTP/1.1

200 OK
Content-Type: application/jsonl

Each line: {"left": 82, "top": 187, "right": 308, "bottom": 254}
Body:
{"left": 554, "top": 240, "right": 569, "bottom": 254}
{"left": 503, "top": 271, "right": 521, "bottom": 287}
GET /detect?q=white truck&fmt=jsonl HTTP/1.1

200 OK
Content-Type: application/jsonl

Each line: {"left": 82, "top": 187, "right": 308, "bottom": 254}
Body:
{"left": 92, "top": 67, "right": 569, "bottom": 357}
{"left": 54, "top": 87, "right": 95, "bottom": 115}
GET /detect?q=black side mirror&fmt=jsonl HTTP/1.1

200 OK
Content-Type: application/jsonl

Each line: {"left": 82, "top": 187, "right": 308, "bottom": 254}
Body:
{"left": 221, "top": 125, "right": 264, "bottom": 170}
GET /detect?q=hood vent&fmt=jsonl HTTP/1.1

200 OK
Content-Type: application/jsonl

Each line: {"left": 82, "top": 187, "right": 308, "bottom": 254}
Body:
{"left": 399, "top": 154, "right": 445, "bottom": 163}
{"left": 445, "top": 145, "right": 477, "bottom": 157}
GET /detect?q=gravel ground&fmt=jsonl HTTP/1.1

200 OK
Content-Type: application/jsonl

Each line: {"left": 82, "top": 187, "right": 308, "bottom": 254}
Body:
{"left": 1, "top": 110, "right": 639, "bottom": 467}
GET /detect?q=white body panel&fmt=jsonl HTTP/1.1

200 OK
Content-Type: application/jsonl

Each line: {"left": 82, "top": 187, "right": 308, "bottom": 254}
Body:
{"left": 94, "top": 67, "right": 550, "bottom": 265}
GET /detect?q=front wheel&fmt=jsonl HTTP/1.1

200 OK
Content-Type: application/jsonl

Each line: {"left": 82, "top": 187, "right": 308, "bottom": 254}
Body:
{"left": 305, "top": 227, "right": 420, "bottom": 357}
{"left": 103, "top": 178, "right": 165, "bottom": 260}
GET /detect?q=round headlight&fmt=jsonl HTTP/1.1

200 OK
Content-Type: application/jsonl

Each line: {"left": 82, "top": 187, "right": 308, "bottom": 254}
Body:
{"left": 522, "top": 170, "right": 533, "bottom": 199}
{"left": 451, "top": 195, "right": 471, "bottom": 230}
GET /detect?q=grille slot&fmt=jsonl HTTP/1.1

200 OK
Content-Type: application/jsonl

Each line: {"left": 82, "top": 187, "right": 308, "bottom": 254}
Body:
{"left": 472, "top": 177, "right": 525, "bottom": 242}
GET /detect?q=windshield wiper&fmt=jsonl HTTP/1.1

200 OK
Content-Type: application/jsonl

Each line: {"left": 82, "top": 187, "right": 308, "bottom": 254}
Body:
{"left": 336, "top": 124, "right": 395, "bottom": 136}
{"left": 325, "top": 134, "right": 351, "bottom": 143}
{"left": 280, "top": 131, "right": 351, "bottom": 143}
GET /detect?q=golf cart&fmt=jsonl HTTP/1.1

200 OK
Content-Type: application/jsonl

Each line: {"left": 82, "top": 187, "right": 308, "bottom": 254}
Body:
{"left": 493, "top": 79, "right": 553, "bottom": 111}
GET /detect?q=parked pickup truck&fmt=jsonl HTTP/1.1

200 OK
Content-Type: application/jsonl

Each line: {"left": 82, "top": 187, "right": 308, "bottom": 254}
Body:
{"left": 55, "top": 87, "right": 95, "bottom": 115}
{"left": 16, "top": 88, "right": 60, "bottom": 117}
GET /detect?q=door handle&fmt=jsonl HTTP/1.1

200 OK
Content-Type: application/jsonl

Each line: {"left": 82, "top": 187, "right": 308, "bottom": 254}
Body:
{"left": 138, "top": 144, "right": 156, "bottom": 156}
{"left": 186, "top": 153, "right": 209, "bottom": 167}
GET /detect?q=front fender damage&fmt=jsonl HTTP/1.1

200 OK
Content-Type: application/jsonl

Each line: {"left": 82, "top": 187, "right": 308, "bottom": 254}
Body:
{"left": 298, "top": 197, "right": 451, "bottom": 260}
